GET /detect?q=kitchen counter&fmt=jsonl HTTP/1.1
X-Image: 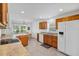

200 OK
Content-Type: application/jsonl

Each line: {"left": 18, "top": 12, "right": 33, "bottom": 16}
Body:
{"left": 44, "top": 33, "right": 57, "bottom": 36}
{"left": 39, "top": 32, "right": 57, "bottom": 36}
{"left": 0, "top": 42, "right": 30, "bottom": 56}
{"left": 13, "top": 33, "right": 31, "bottom": 39}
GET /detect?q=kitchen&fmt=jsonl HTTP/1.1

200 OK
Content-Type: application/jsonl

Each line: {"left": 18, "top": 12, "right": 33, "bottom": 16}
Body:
{"left": 0, "top": 3, "right": 79, "bottom": 56}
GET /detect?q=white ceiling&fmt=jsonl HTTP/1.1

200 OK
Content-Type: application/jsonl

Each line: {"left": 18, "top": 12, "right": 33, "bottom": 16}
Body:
{"left": 8, "top": 3, "right": 79, "bottom": 23}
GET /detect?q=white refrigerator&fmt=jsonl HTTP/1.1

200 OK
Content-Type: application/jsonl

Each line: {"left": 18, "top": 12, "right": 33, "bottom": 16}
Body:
{"left": 58, "top": 20, "right": 79, "bottom": 56}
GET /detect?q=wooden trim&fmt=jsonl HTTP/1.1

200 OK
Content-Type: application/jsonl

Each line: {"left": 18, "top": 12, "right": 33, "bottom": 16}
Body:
{"left": 56, "top": 14, "right": 79, "bottom": 29}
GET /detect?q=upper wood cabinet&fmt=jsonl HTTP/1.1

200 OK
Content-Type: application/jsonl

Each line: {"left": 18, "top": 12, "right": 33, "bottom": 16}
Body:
{"left": 0, "top": 3, "right": 8, "bottom": 28}
{"left": 56, "top": 14, "right": 79, "bottom": 29}
{"left": 56, "top": 18, "right": 66, "bottom": 29}
{"left": 2, "top": 3, "right": 8, "bottom": 25}
{"left": 39, "top": 21, "right": 47, "bottom": 29}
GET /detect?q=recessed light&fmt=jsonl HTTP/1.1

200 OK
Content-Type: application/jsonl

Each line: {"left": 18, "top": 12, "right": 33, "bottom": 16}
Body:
{"left": 59, "top": 9, "right": 63, "bottom": 12}
{"left": 21, "top": 11, "right": 24, "bottom": 14}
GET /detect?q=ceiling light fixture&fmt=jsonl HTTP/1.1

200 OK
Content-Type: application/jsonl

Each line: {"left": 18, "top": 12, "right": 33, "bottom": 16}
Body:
{"left": 59, "top": 9, "right": 63, "bottom": 12}
{"left": 21, "top": 11, "right": 24, "bottom": 14}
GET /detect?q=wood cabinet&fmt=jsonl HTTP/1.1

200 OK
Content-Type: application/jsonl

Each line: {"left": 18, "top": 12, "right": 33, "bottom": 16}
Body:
{"left": 39, "top": 21, "right": 47, "bottom": 29}
{"left": 0, "top": 4, "right": 2, "bottom": 23}
{"left": 17, "top": 35, "right": 28, "bottom": 46}
{"left": 44, "top": 34, "right": 57, "bottom": 48}
{"left": 44, "top": 35, "right": 49, "bottom": 44}
{"left": 0, "top": 3, "right": 8, "bottom": 28}
{"left": 2, "top": 3, "right": 8, "bottom": 25}
{"left": 56, "top": 18, "right": 65, "bottom": 29}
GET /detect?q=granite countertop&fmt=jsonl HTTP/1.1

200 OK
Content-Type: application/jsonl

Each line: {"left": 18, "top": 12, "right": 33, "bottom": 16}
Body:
{"left": 44, "top": 33, "right": 57, "bottom": 36}
{"left": 39, "top": 32, "right": 57, "bottom": 36}
{"left": 0, "top": 42, "right": 30, "bottom": 56}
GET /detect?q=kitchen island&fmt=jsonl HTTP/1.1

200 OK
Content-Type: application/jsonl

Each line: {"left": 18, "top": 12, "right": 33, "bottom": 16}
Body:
{"left": 0, "top": 42, "right": 30, "bottom": 56}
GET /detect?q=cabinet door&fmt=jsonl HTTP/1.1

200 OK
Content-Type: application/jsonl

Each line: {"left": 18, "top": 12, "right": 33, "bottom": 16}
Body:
{"left": 52, "top": 42, "right": 57, "bottom": 48}
{"left": 58, "top": 22, "right": 66, "bottom": 52}
{"left": 52, "top": 36, "right": 57, "bottom": 42}
{"left": 0, "top": 3, "right": 8, "bottom": 27}
{"left": 0, "top": 4, "right": 2, "bottom": 24}
{"left": 2, "top": 3, "right": 8, "bottom": 25}
{"left": 39, "top": 22, "right": 42, "bottom": 29}
{"left": 43, "top": 22, "right": 47, "bottom": 29}
{"left": 51, "top": 36, "right": 57, "bottom": 48}
{"left": 47, "top": 35, "right": 52, "bottom": 45}
{"left": 44, "top": 35, "right": 48, "bottom": 44}
{"left": 44, "top": 35, "right": 52, "bottom": 45}
{"left": 39, "top": 22, "right": 47, "bottom": 29}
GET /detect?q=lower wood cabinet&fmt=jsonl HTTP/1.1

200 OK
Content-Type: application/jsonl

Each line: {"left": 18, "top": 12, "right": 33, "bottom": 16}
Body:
{"left": 44, "top": 34, "right": 57, "bottom": 48}
{"left": 44, "top": 35, "right": 49, "bottom": 44}
{"left": 17, "top": 35, "right": 28, "bottom": 46}
{"left": 52, "top": 41, "right": 57, "bottom": 48}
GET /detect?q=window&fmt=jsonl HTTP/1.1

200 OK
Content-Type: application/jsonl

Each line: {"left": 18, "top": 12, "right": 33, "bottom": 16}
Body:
{"left": 20, "top": 26, "right": 26, "bottom": 33}
{"left": 13, "top": 25, "right": 27, "bottom": 34}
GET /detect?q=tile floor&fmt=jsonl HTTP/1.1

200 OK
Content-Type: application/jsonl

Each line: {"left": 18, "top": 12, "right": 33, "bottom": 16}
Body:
{"left": 25, "top": 38, "right": 65, "bottom": 56}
